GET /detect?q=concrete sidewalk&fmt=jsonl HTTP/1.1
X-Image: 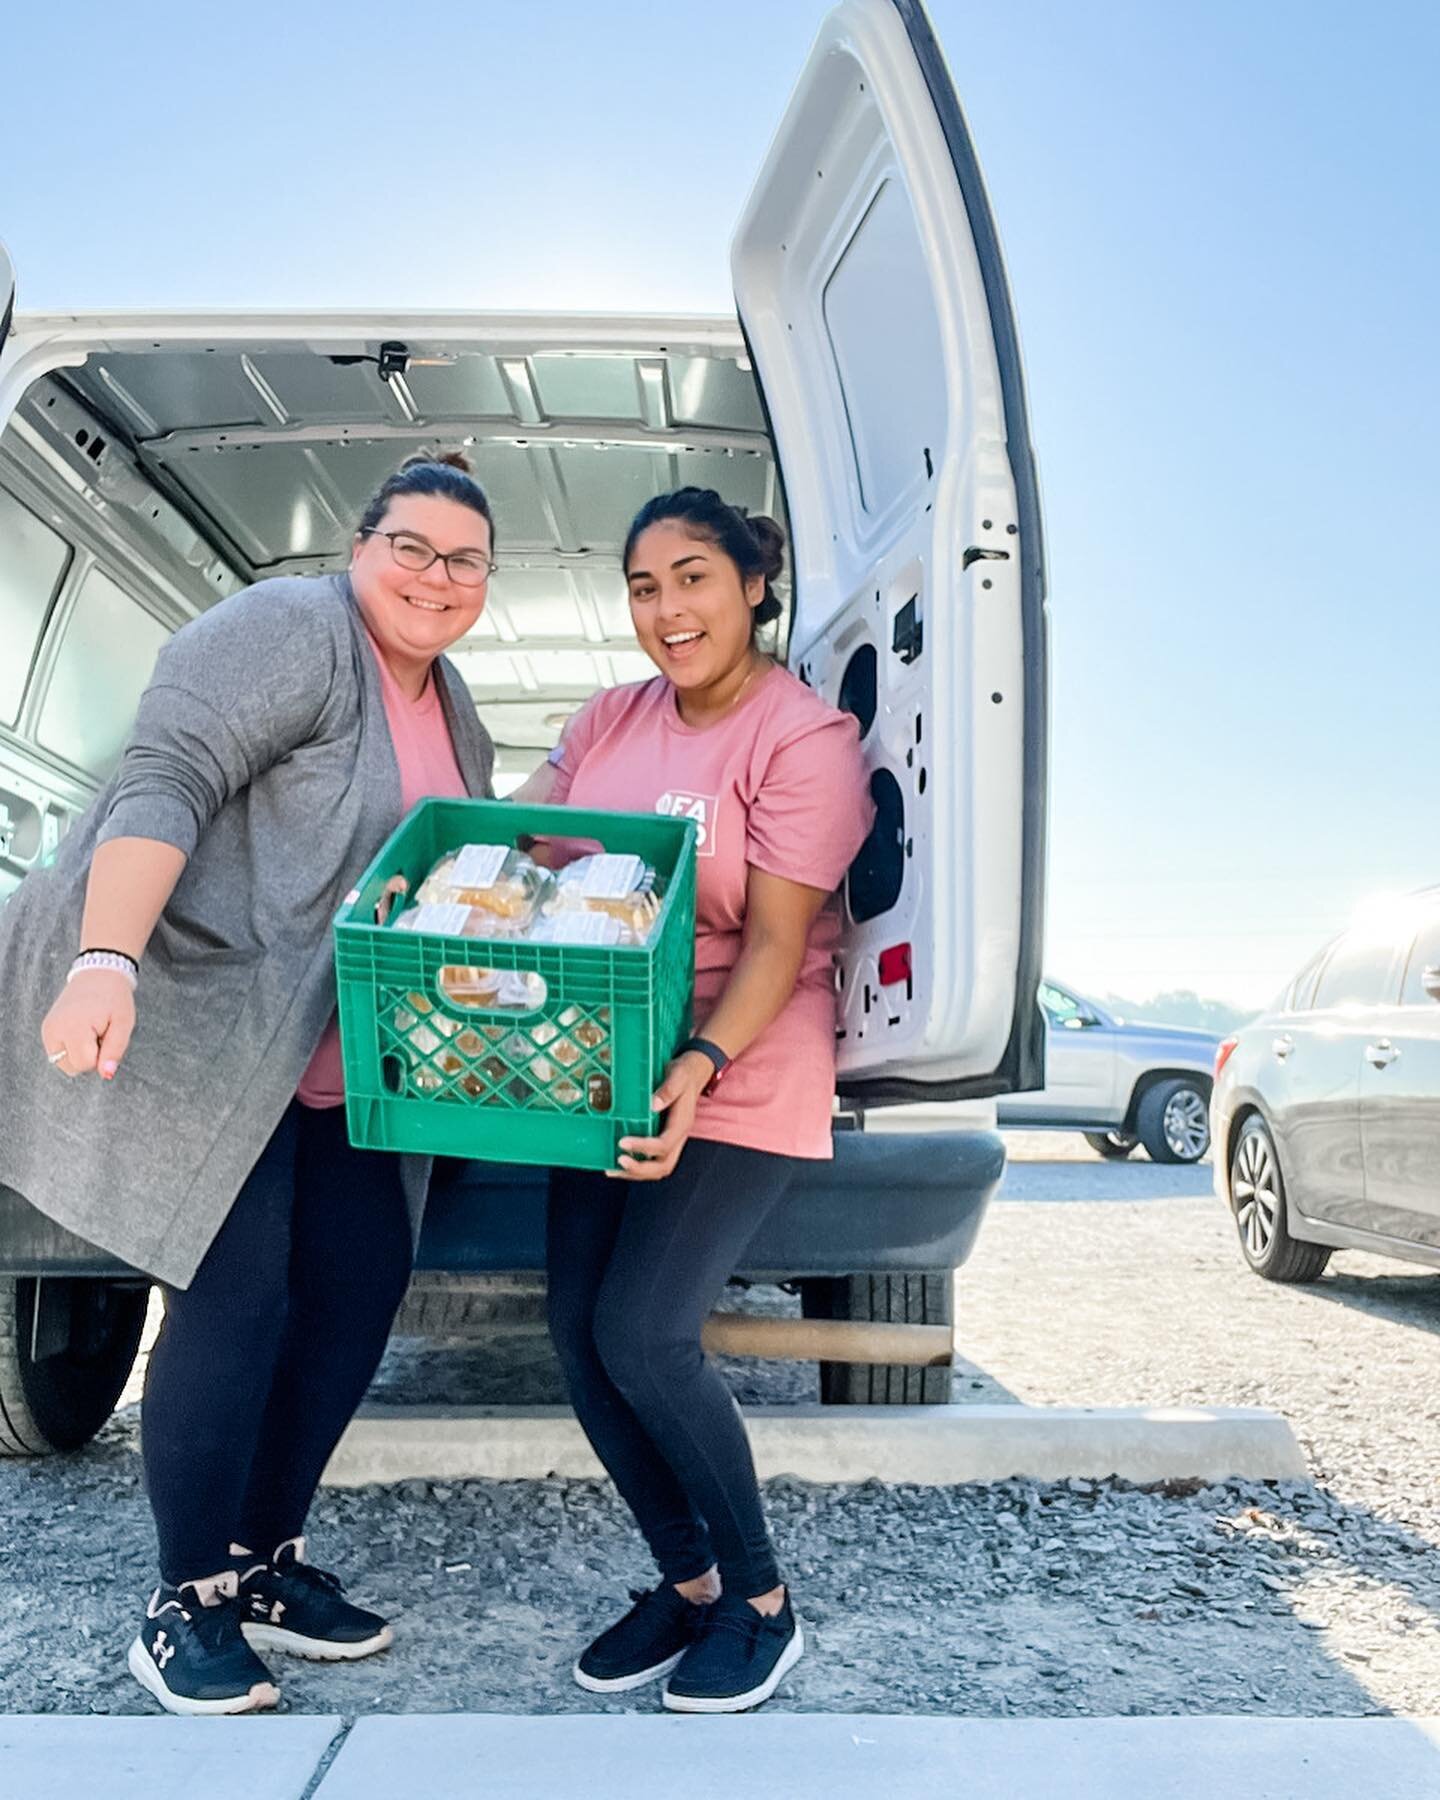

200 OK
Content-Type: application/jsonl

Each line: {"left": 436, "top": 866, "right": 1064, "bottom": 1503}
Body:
{"left": 8, "top": 1714, "right": 1440, "bottom": 1798}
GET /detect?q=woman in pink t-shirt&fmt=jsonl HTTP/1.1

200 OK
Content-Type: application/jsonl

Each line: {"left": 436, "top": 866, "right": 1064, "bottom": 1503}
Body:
{"left": 522, "top": 488, "right": 873, "bottom": 1714}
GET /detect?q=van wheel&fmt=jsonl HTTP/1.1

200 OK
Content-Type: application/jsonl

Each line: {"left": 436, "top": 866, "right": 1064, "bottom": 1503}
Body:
{"left": 1084, "top": 1131, "right": 1137, "bottom": 1160}
{"left": 1136, "top": 1078, "right": 1211, "bottom": 1163}
{"left": 1230, "top": 1116, "right": 1332, "bottom": 1284}
{"left": 799, "top": 1272, "right": 954, "bottom": 1404}
{"left": 0, "top": 1277, "right": 149, "bottom": 1456}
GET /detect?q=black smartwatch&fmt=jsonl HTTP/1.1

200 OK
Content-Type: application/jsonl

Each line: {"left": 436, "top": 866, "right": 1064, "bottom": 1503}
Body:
{"left": 680, "top": 1036, "right": 731, "bottom": 1096}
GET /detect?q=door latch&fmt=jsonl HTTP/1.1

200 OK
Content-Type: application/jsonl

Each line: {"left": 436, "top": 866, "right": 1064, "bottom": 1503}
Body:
{"left": 891, "top": 596, "right": 923, "bottom": 666}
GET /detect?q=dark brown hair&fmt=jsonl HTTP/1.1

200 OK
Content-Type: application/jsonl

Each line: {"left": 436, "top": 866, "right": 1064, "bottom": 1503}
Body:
{"left": 623, "top": 487, "right": 785, "bottom": 631}
{"left": 357, "top": 449, "right": 495, "bottom": 549}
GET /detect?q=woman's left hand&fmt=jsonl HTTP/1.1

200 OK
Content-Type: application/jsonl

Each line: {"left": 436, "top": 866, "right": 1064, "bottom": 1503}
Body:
{"left": 610, "top": 1050, "right": 714, "bottom": 1181}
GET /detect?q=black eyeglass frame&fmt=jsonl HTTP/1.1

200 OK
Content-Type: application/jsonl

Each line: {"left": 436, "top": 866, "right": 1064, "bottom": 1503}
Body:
{"left": 358, "top": 528, "right": 497, "bottom": 586}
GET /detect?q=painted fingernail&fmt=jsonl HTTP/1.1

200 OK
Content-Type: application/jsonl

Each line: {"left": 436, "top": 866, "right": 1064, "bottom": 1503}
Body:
{"left": 101, "top": 1063, "right": 117, "bottom": 1079}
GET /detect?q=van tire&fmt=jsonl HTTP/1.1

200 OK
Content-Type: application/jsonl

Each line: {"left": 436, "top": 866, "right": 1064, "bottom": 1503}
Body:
{"left": 0, "top": 1277, "right": 149, "bottom": 1457}
{"left": 390, "top": 1274, "right": 547, "bottom": 1338}
{"left": 799, "top": 1272, "right": 954, "bottom": 1405}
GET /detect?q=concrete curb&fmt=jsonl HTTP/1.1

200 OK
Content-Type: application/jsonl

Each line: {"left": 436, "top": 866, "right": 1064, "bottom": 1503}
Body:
{"left": 322, "top": 1402, "right": 1308, "bottom": 1487}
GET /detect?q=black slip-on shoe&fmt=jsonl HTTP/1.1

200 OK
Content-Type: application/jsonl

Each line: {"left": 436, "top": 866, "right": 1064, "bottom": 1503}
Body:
{"left": 239, "top": 1537, "right": 392, "bottom": 1662}
{"left": 574, "top": 1584, "right": 713, "bottom": 1693}
{"left": 128, "top": 1576, "right": 281, "bottom": 1716}
{"left": 662, "top": 1591, "right": 804, "bottom": 1713}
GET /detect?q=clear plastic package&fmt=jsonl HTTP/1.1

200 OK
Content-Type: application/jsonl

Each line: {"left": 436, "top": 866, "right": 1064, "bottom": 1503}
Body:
{"left": 544, "top": 852, "right": 662, "bottom": 944}
{"left": 416, "top": 844, "right": 553, "bottom": 932}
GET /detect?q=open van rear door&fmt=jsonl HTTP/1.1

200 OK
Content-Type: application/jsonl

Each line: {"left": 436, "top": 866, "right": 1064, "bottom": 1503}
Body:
{"left": 732, "top": 0, "right": 1047, "bottom": 1102}
{"left": 0, "top": 242, "right": 14, "bottom": 364}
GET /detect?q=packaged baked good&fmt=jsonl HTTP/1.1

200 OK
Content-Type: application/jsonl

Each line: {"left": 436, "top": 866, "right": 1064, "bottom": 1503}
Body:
{"left": 544, "top": 853, "right": 662, "bottom": 944}
{"left": 415, "top": 844, "right": 553, "bottom": 932}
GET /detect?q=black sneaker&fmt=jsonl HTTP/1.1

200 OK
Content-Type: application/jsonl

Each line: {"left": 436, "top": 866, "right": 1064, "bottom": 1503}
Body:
{"left": 127, "top": 1576, "right": 281, "bottom": 1716}
{"left": 662, "top": 1591, "right": 804, "bottom": 1713}
{"left": 574, "top": 1584, "right": 713, "bottom": 1693}
{"left": 239, "top": 1538, "right": 392, "bottom": 1662}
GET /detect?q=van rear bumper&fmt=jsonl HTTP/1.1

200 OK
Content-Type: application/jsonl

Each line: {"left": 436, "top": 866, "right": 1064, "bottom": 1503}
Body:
{"left": 0, "top": 1130, "right": 1004, "bottom": 1279}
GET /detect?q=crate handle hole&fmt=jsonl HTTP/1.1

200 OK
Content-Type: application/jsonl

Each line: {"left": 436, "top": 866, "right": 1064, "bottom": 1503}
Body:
{"left": 437, "top": 966, "right": 549, "bottom": 1014}
{"left": 375, "top": 875, "right": 409, "bottom": 926}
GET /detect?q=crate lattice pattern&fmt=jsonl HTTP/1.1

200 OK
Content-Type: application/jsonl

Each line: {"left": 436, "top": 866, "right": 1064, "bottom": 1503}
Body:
{"left": 376, "top": 984, "right": 615, "bottom": 1115}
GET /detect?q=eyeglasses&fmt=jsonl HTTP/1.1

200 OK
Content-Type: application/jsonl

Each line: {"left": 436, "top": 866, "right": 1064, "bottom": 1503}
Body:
{"left": 360, "top": 529, "right": 496, "bottom": 588}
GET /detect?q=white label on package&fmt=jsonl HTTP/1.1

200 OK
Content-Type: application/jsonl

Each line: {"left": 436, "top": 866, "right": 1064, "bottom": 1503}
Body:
{"left": 405, "top": 902, "right": 472, "bottom": 936}
{"left": 572, "top": 853, "right": 646, "bottom": 899}
{"left": 450, "top": 843, "right": 510, "bottom": 890}
{"left": 537, "top": 911, "right": 624, "bottom": 946}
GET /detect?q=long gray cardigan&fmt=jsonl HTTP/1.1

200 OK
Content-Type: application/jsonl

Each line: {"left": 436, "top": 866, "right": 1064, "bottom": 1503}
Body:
{"left": 0, "top": 574, "right": 494, "bottom": 1288}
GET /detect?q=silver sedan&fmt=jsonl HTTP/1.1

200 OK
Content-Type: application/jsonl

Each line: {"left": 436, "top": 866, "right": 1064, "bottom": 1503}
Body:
{"left": 1212, "top": 888, "right": 1440, "bottom": 1280}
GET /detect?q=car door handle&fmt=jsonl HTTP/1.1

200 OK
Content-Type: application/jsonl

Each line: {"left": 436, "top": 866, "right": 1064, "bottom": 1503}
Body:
{"left": 1272, "top": 1034, "right": 1294, "bottom": 1061}
{"left": 1365, "top": 1039, "right": 1400, "bottom": 1069}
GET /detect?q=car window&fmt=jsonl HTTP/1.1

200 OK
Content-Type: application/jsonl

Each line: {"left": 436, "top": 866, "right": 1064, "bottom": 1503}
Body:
{"left": 1400, "top": 911, "right": 1440, "bottom": 1006}
{"left": 822, "top": 178, "right": 948, "bottom": 519}
{"left": 1284, "top": 951, "right": 1327, "bottom": 1013}
{"left": 0, "top": 487, "right": 73, "bottom": 728}
{"left": 35, "top": 566, "right": 172, "bottom": 778}
{"left": 1039, "top": 981, "right": 1094, "bottom": 1026}
{"left": 1310, "top": 934, "right": 1402, "bottom": 1011}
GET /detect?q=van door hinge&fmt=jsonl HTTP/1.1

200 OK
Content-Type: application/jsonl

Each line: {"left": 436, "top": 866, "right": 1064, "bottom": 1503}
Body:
{"left": 892, "top": 596, "right": 923, "bottom": 665}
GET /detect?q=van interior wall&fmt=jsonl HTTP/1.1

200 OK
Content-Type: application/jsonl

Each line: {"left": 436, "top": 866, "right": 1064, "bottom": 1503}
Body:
{"left": 2, "top": 343, "right": 786, "bottom": 801}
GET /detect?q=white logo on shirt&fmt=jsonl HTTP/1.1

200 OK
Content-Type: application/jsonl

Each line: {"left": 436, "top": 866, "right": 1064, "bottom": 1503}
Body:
{"left": 656, "top": 791, "right": 718, "bottom": 856}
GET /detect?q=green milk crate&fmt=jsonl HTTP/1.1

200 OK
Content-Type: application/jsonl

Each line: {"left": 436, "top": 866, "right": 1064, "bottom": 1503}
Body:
{"left": 334, "top": 798, "right": 697, "bottom": 1170}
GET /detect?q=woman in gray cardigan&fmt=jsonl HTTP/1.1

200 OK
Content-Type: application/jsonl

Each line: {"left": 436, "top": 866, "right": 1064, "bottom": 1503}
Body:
{"left": 0, "top": 451, "right": 496, "bottom": 1715}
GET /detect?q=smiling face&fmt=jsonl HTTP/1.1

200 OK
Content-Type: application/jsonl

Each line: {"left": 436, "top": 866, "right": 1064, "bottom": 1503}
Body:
{"left": 625, "top": 520, "right": 764, "bottom": 694}
{"left": 349, "top": 494, "right": 492, "bottom": 672}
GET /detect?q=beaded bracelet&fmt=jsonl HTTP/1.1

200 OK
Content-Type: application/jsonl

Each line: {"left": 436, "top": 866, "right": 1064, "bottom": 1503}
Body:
{"left": 67, "top": 950, "right": 139, "bottom": 990}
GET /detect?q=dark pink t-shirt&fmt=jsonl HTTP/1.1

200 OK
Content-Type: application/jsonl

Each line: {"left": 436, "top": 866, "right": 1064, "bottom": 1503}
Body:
{"left": 550, "top": 668, "right": 873, "bottom": 1159}
{"left": 297, "top": 638, "right": 468, "bottom": 1109}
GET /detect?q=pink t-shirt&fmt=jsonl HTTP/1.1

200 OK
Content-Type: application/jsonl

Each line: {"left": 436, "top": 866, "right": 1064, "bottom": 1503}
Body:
{"left": 550, "top": 668, "right": 873, "bottom": 1160}
{"left": 297, "top": 640, "right": 469, "bottom": 1109}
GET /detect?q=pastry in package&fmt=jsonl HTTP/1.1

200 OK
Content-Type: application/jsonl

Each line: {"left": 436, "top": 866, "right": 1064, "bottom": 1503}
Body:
{"left": 416, "top": 844, "right": 552, "bottom": 930}
{"left": 545, "top": 852, "right": 662, "bottom": 944}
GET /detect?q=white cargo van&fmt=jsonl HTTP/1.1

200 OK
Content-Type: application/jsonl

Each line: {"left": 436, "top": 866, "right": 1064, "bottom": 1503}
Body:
{"left": 0, "top": 0, "right": 1047, "bottom": 1452}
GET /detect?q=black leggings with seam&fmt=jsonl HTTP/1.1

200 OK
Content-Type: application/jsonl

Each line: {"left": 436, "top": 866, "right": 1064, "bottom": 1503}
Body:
{"left": 141, "top": 1100, "right": 413, "bottom": 1586}
{"left": 547, "top": 1137, "right": 796, "bottom": 1599}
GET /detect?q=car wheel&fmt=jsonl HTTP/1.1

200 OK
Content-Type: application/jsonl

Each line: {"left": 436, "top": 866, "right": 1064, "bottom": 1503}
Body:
{"left": 1229, "top": 1115, "right": 1332, "bottom": 1283}
{"left": 0, "top": 1276, "right": 150, "bottom": 1456}
{"left": 799, "top": 1272, "right": 953, "bottom": 1404}
{"left": 1084, "top": 1131, "right": 1138, "bottom": 1160}
{"left": 1136, "top": 1078, "right": 1211, "bottom": 1164}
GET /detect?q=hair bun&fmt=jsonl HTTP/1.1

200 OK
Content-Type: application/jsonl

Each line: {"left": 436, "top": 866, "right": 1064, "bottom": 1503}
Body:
{"left": 401, "top": 448, "right": 474, "bottom": 477}
{"left": 743, "top": 513, "right": 786, "bottom": 584}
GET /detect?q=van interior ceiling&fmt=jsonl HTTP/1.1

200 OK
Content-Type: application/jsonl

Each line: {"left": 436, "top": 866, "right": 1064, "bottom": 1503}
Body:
{"left": 2, "top": 333, "right": 784, "bottom": 797}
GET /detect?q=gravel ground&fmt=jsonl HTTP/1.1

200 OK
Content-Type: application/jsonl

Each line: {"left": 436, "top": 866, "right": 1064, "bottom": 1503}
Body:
{"left": 3, "top": 1132, "right": 1439, "bottom": 1718}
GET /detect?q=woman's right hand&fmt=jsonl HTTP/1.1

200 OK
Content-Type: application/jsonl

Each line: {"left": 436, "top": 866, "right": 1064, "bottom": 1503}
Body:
{"left": 40, "top": 972, "right": 137, "bottom": 1081}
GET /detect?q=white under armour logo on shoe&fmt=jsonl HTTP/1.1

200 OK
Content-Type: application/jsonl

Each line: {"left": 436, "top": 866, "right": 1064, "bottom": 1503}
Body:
{"left": 268, "top": 1600, "right": 286, "bottom": 1624}
{"left": 152, "top": 1632, "right": 175, "bottom": 1669}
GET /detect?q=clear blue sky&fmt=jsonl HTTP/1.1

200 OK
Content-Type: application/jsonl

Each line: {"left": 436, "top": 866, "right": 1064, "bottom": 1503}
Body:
{"left": 3, "top": 0, "right": 1436, "bottom": 1008}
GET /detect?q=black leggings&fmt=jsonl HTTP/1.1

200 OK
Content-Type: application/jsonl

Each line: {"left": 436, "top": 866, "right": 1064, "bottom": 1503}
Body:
{"left": 142, "top": 1101, "right": 413, "bottom": 1586}
{"left": 547, "top": 1139, "right": 795, "bottom": 1599}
